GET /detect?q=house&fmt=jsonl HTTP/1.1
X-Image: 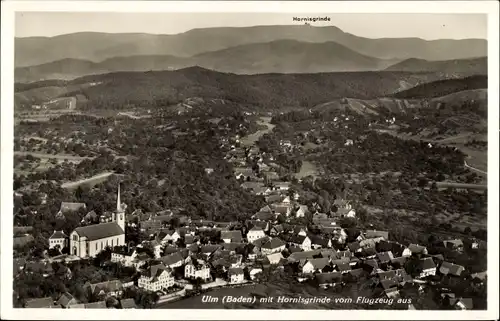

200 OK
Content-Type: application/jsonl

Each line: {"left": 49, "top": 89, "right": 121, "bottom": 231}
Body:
{"left": 57, "top": 292, "right": 79, "bottom": 308}
{"left": 184, "top": 260, "right": 211, "bottom": 281}
{"left": 289, "top": 235, "right": 312, "bottom": 251}
{"left": 417, "top": 257, "right": 437, "bottom": 278}
{"left": 390, "top": 256, "right": 409, "bottom": 269}
{"left": 302, "top": 258, "right": 331, "bottom": 274}
{"left": 262, "top": 171, "right": 280, "bottom": 181}
{"left": 159, "top": 252, "right": 185, "bottom": 269}
{"left": 365, "top": 230, "right": 389, "bottom": 240}
{"left": 442, "top": 239, "right": 464, "bottom": 252}
{"left": 287, "top": 250, "right": 322, "bottom": 263}
{"left": 234, "top": 168, "right": 254, "bottom": 180}
{"left": 120, "top": 298, "right": 137, "bottom": 309}
{"left": 70, "top": 186, "right": 125, "bottom": 258}
{"left": 138, "top": 264, "right": 174, "bottom": 292}
{"left": 454, "top": 298, "right": 474, "bottom": 310}
{"left": 249, "top": 267, "right": 263, "bottom": 280}
{"left": 252, "top": 211, "right": 275, "bottom": 221}
{"left": 333, "top": 207, "right": 356, "bottom": 218}
{"left": 261, "top": 238, "right": 286, "bottom": 255}
{"left": 228, "top": 267, "right": 245, "bottom": 284}
{"left": 295, "top": 205, "right": 309, "bottom": 218}
{"left": 333, "top": 260, "right": 352, "bottom": 274}
{"left": 310, "top": 236, "right": 332, "bottom": 249}
{"left": 49, "top": 230, "right": 67, "bottom": 249}
{"left": 24, "top": 297, "right": 57, "bottom": 308}
{"left": 376, "top": 240, "right": 411, "bottom": 257}
{"left": 84, "top": 280, "right": 124, "bottom": 298}
{"left": 376, "top": 251, "right": 394, "bottom": 264}
{"left": 439, "top": 261, "right": 465, "bottom": 277}
{"left": 81, "top": 210, "right": 99, "bottom": 224}
{"left": 159, "top": 230, "right": 181, "bottom": 244}
{"left": 272, "top": 203, "right": 292, "bottom": 217}
{"left": 293, "top": 226, "right": 308, "bottom": 236}
{"left": 273, "top": 181, "right": 290, "bottom": 191}
{"left": 333, "top": 199, "right": 352, "bottom": 210}
{"left": 267, "top": 252, "right": 284, "bottom": 265}
{"left": 247, "top": 227, "right": 266, "bottom": 243}
{"left": 408, "top": 244, "right": 428, "bottom": 255}
{"left": 270, "top": 224, "right": 285, "bottom": 236}
{"left": 57, "top": 202, "right": 87, "bottom": 219}
{"left": 316, "top": 272, "right": 343, "bottom": 288}
{"left": 221, "top": 230, "right": 243, "bottom": 243}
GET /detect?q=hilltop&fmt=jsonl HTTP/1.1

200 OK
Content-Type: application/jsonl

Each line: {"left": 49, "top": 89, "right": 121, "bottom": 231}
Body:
{"left": 14, "top": 67, "right": 451, "bottom": 110}
{"left": 15, "top": 40, "right": 397, "bottom": 82}
{"left": 385, "top": 57, "right": 487, "bottom": 75}
{"left": 15, "top": 25, "right": 487, "bottom": 67}
{"left": 391, "top": 75, "right": 487, "bottom": 99}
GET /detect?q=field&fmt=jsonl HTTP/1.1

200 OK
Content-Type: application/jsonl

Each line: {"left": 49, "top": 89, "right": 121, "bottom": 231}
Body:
{"left": 61, "top": 171, "right": 117, "bottom": 190}
{"left": 240, "top": 117, "right": 276, "bottom": 146}
{"left": 295, "top": 160, "right": 320, "bottom": 179}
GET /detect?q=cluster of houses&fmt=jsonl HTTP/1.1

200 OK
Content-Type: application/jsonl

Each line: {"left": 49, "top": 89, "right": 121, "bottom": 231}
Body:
{"left": 13, "top": 126, "right": 487, "bottom": 310}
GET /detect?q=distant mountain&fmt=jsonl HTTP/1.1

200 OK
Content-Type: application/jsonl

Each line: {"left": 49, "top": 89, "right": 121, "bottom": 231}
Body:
{"left": 191, "top": 40, "right": 393, "bottom": 74}
{"left": 14, "top": 67, "right": 453, "bottom": 110}
{"left": 15, "top": 40, "right": 399, "bottom": 82}
{"left": 15, "top": 25, "right": 487, "bottom": 67}
{"left": 391, "top": 75, "right": 487, "bottom": 99}
{"left": 385, "top": 57, "right": 487, "bottom": 75}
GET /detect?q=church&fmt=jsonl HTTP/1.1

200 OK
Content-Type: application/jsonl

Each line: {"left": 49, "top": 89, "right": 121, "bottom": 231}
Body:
{"left": 70, "top": 185, "right": 126, "bottom": 258}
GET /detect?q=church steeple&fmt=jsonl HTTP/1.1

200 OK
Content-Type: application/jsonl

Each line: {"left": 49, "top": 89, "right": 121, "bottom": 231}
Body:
{"left": 116, "top": 183, "right": 122, "bottom": 212}
{"left": 114, "top": 183, "right": 125, "bottom": 231}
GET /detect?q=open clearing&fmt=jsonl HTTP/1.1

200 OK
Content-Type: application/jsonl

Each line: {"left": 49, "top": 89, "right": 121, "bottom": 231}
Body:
{"left": 61, "top": 171, "right": 119, "bottom": 190}
{"left": 240, "top": 117, "right": 276, "bottom": 146}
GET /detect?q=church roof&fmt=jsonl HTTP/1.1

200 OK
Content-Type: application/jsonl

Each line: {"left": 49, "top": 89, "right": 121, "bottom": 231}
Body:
{"left": 74, "top": 222, "right": 124, "bottom": 241}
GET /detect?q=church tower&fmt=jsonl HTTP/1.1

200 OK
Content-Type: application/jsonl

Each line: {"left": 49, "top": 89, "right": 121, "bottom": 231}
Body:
{"left": 113, "top": 183, "right": 125, "bottom": 231}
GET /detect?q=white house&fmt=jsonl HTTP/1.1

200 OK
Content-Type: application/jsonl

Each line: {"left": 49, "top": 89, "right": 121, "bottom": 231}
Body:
{"left": 249, "top": 268, "right": 263, "bottom": 280}
{"left": 49, "top": 230, "right": 67, "bottom": 250}
{"left": 247, "top": 227, "right": 266, "bottom": 243}
{"left": 159, "top": 252, "right": 184, "bottom": 269}
{"left": 418, "top": 257, "right": 437, "bottom": 278}
{"left": 267, "top": 253, "right": 284, "bottom": 265}
{"left": 138, "top": 264, "right": 174, "bottom": 292}
{"left": 160, "top": 230, "right": 181, "bottom": 244}
{"left": 228, "top": 267, "right": 245, "bottom": 284}
{"left": 184, "top": 261, "right": 211, "bottom": 281}
{"left": 261, "top": 238, "right": 286, "bottom": 255}
{"left": 302, "top": 258, "right": 330, "bottom": 274}
{"left": 295, "top": 205, "right": 308, "bottom": 218}
{"left": 290, "top": 235, "right": 312, "bottom": 251}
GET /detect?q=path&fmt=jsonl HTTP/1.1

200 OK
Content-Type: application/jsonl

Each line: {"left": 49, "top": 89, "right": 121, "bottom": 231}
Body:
{"left": 61, "top": 171, "right": 116, "bottom": 189}
{"left": 240, "top": 117, "right": 276, "bottom": 146}
{"left": 464, "top": 161, "right": 487, "bottom": 175}
{"left": 14, "top": 151, "right": 94, "bottom": 161}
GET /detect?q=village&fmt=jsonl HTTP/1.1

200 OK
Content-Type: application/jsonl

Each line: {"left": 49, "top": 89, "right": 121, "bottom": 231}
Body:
{"left": 12, "top": 128, "right": 487, "bottom": 310}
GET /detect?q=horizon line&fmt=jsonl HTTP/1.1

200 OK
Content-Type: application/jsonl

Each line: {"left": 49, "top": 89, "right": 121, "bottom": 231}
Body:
{"left": 14, "top": 24, "right": 488, "bottom": 41}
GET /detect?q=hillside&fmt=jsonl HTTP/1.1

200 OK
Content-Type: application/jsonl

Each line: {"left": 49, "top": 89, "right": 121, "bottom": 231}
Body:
{"left": 15, "top": 25, "right": 487, "bottom": 67}
{"left": 190, "top": 40, "right": 392, "bottom": 74}
{"left": 15, "top": 40, "right": 395, "bottom": 82}
{"left": 385, "top": 57, "right": 487, "bottom": 75}
{"left": 391, "top": 75, "right": 487, "bottom": 99}
{"left": 14, "top": 67, "right": 450, "bottom": 110}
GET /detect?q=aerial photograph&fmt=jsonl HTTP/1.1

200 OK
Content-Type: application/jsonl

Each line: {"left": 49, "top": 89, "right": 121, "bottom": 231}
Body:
{"left": 8, "top": 9, "right": 490, "bottom": 313}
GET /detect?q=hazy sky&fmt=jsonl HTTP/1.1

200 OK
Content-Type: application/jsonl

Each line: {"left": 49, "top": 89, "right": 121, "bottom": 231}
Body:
{"left": 15, "top": 12, "right": 487, "bottom": 40}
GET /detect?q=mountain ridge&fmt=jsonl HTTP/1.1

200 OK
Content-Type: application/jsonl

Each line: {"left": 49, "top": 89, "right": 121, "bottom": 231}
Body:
{"left": 15, "top": 25, "right": 488, "bottom": 67}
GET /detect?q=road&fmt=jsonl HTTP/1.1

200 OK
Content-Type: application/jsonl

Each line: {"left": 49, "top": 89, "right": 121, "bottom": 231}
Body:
{"left": 464, "top": 161, "right": 487, "bottom": 175}
{"left": 14, "top": 151, "right": 94, "bottom": 160}
{"left": 61, "top": 171, "right": 115, "bottom": 189}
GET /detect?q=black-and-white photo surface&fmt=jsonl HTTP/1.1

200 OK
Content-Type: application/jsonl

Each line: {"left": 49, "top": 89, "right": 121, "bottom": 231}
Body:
{"left": 1, "top": 1, "right": 498, "bottom": 320}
